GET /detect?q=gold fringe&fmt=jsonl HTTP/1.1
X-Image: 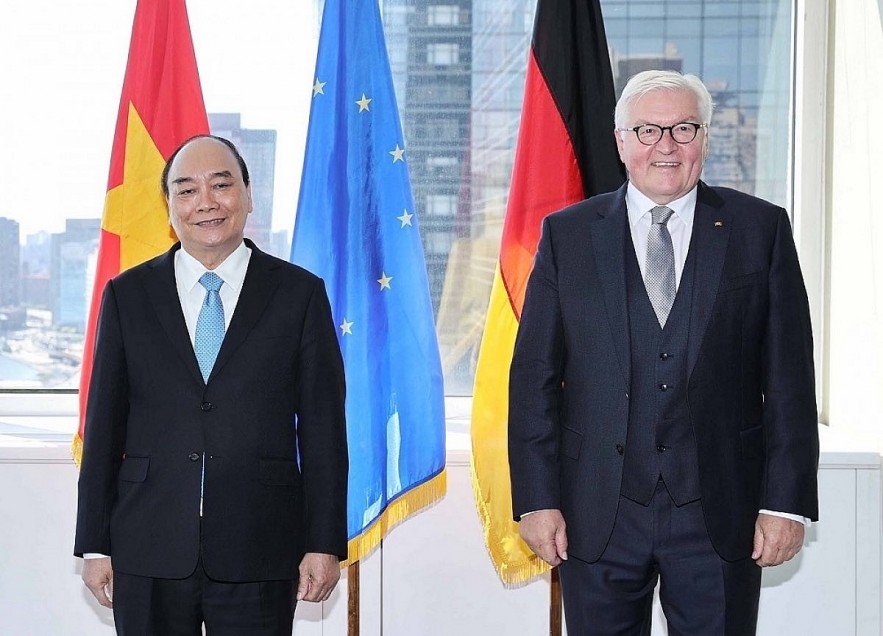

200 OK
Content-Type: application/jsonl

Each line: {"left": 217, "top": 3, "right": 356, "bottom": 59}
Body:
{"left": 71, "top": 433, "right": 83, "bottom": 468}
{"left": 469, "top": 456, "right": 551, "bottom": 588}
{"left": 469, "top": 266, "right": 551, "bottom": 588}
{"left": 342, "top": 469, "right": 447, "bottom": 567}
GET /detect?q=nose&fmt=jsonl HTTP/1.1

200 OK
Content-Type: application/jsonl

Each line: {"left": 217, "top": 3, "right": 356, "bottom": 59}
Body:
{"left": 655, "top": 130, "right": 678, "bottom": 152}
{"left": 195, "top": 185, "right": 217, "bottom": 212}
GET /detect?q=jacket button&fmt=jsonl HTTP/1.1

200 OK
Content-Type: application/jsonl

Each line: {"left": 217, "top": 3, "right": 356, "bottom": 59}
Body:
{"left": 615, "top": 444, "right": 624, "bottom": 455}
{"left": 659, "top": 352, "right": 670, "bottom": 360}
{"left": 656, "top": 445, "right": 667, "bottom": 453}
{"left": 201, "top": 401, "right": 213, "bottom": 412}
{"left": 659, "top": 384, "right": 669, "bottom": 391}
{"left": 188, "top": 452, "right": 200, "bottom": 461}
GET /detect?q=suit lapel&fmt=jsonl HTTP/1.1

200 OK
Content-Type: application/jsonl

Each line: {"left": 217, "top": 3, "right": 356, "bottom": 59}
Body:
{"left": 589, "top": 185, "right": 631, "bottom": 389}
{"left": 686, "top": 183, "right": 731, "bottom": 378}
{"left": 143, "top": 244, "right": 205, "bottom": 386}
{"left": 208, "top": 241, "right": 282, "bottom": 382}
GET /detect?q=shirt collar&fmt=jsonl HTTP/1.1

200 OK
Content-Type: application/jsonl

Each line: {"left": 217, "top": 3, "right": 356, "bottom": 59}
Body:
{"left": 177, "top": 241, "right": 252, "bottom": 294}
{"left": 625, "top": 182, "right": 698, "bottom": 229}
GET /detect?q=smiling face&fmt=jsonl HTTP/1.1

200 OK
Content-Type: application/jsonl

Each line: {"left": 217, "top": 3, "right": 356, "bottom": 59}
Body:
{"left": 165, "top": 137, "right": 252, "bottom": 269}
{"left": 615, "top": 88, "right": 708, "bottom": 205}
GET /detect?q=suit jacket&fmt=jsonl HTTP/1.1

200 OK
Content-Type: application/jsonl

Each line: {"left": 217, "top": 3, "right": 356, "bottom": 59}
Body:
{"left": 75, "top": 239, "right": 348, "bottom": 582}
{"left": 509, "top": 182, "right": 819, "bottom": 563}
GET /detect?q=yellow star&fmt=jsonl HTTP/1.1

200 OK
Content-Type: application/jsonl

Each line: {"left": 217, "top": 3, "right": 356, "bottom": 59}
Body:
{"left": 356, "top": 93, "right": 372, "bottom": 112}
{"left": 312, "top": 78, "right": 326, "bottom": 97}
{"left": 339, "top": 318, "right": 354, "bottom": 335}
{"left": 377, "top": 272, "right": 393, "bottom": 290}
{"left": 397, "top": 209, "right": 413, "bottom": 227}
{"left": 389, "top": 144, "right": 405, "bottom": 163}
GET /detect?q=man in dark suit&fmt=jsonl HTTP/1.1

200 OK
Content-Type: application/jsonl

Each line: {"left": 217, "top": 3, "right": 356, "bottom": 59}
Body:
{"left": 75, "top": 135, "right": 348, "bottom": 634}
{"left": 509, "top": 70, "right": 818, "bottom": 634}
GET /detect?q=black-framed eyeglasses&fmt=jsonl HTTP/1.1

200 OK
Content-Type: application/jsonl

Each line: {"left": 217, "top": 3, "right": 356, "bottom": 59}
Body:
{"left": 618, "top": 122, "right": 708, "bottom": 146}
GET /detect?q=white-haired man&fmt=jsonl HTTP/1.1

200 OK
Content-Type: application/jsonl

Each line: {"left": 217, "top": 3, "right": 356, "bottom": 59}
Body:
{"left": 509, "top": 70, "right": 818, "bottom": 634}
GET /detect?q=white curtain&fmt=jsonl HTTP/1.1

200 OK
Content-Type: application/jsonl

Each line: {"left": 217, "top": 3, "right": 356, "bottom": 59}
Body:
{"left": 827, "top": 0, "right": 883, "bottom": 444}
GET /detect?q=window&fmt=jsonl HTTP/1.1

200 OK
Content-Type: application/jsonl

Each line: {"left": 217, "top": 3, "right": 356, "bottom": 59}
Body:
{"left": 4, "top": 0, "right": 801, "bottom": 424}
{"left": 425, "top": 231, "right": 453, "bottom": 255}
{"left": 426, "top": 42, "right": 460, "bottom": 66}
{"left": 425, "top": 194, "right": 458, "bottom": 217}
{"left": 427, "top": 5, "right": 460, "bottom": 26}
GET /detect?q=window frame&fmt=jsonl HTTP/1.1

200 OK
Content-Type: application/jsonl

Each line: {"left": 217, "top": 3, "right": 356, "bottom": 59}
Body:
{"left": 1, "top": 1, "right": 831, "bottom": 434}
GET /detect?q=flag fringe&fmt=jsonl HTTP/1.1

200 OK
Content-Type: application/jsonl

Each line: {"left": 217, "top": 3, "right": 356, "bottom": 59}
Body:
{"left": 469, "top": 455, "right": 551, "bottom": 588}
{"left": 71, "top": 434, "right": 83, "bottom": 468}
{"left": 343, "top": 469, "right": 447, "bottom": 567}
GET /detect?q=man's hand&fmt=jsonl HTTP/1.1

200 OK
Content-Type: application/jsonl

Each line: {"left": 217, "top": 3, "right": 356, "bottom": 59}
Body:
{"left": 82, "top": 557, "right": 114, "bottom": 608}
{"left": 518, "top": 509, "right": 568, "bottom": 567}
{"left": 296, "top": 553, "right": 341, "bottom": 602}
{"left": 752, "top": 513, "right": 805, "bottom": 567}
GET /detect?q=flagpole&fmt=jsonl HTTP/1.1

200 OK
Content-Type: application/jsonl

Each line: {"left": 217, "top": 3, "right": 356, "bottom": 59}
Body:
{"left": 347, "top": 561, "right": 360, "bottom": 635}
{"left": 550, "top": 568, "right": 562, "bottom": 636}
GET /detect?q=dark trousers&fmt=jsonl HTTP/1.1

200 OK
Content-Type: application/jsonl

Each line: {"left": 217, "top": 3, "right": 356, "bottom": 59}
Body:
{"left": 559, "top": 481, "right": 761, "bottom": 635}
{"left": 112, "top": 559, "right": 296, "bottom": 636}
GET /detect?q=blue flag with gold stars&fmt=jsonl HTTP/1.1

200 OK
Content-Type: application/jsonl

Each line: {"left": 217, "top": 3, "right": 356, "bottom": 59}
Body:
{"left": 292, "top": 0, "right": 446, "bottom": 563}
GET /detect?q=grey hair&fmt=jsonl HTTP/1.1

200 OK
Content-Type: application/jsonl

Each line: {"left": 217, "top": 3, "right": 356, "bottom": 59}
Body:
{"left": 614, "top": 70, "right": 714, "bottom": 129}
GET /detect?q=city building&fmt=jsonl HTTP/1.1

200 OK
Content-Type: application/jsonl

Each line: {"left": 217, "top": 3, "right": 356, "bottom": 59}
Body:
{"left": 0, "top": 218, "right": 21, "bottom": 308}
{"left": 50, "top": 219, "right": 101, "bottom": 331}
{"left": 384, "top": 0, "right": 538, "bottom": 392}
{"left": 384, "top": 0, "right": 474, "bottom": 315}
{"left": 602, "top": 0, "right": 792, "bottom": 204}
{"left": 208, "top": 113, "right": 278, "bottom": 251}
{"left": 21, "top": 231, "right": 52, "bottom": 309}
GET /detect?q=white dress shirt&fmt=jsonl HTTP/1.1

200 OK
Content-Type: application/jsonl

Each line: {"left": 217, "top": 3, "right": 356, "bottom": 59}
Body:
{"left": 175, "top": 241, "right": 252, "bottom": 344}
{"left": 625, "top": 182, "right": 695, "bottom": 290}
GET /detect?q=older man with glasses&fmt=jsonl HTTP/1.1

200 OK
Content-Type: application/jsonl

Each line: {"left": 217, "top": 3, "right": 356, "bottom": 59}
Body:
{"left": 509, "top": 70, "right": 819, "bottom": 635}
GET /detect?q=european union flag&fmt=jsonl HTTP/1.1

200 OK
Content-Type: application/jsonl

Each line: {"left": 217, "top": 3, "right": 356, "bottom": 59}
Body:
{"left": 291, "top": 0, "right": 446, "bottom": 562}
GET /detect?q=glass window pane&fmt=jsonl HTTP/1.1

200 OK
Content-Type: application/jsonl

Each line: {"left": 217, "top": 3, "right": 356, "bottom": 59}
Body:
{"left": 4, "top": 0, "right": 796, "bottom": 408}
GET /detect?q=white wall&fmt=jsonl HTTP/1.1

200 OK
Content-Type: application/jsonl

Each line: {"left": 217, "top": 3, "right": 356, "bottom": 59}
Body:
{"left": 1, "top": 436, "right": 880, "bottom": 635}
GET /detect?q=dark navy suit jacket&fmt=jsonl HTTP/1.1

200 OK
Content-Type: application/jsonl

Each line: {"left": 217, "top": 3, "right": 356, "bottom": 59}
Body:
{"left": 509, "top": 181, "right": 819, "bottom": 563}
{"left": 75, "top": 239, "right": 348, "bottom": 582}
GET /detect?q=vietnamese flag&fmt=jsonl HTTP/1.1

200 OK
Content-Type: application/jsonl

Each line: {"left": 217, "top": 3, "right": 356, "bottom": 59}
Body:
{"left": 72, "top": 0, "right": 209, "bottom": 464}
{"left": 470, "top": 0, "right": 625, "bottom": 585}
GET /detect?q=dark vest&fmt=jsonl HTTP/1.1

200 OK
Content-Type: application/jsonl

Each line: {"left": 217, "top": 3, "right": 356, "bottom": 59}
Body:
{"left": 619, "top": 231, "right": 701, "bottom": 506}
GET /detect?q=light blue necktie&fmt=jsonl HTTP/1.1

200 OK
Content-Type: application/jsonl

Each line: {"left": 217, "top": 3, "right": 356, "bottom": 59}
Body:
{"left": 194, "top": 272, "right": 224, "bottom": 382}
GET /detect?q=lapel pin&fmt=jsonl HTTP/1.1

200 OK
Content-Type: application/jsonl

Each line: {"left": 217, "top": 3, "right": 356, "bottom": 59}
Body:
{"left": 714, "top": 221, "right": 723, "bottom": 227}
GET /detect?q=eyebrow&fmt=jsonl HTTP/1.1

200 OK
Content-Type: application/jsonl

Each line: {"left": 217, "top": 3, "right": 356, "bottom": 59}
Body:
{"left": 170, "top": 170, "right": 235, "bottom": 187}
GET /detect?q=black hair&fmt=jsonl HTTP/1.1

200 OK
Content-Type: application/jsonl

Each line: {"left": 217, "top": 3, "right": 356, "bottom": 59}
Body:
{"left": 160, "top": 134, "right": 250, "bottom": 196}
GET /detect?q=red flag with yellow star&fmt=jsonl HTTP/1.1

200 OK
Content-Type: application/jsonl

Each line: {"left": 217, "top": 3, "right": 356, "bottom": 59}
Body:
{"left": 73, "top": 0, "right": 208, "bottom": 463}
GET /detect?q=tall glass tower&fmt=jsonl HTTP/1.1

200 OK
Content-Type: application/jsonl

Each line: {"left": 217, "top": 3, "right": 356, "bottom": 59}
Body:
{"left": 602, "top": 0, "right": 793, "bottom": 206}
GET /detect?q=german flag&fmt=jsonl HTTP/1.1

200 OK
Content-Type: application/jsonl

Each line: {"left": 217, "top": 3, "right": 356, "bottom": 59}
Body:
{"left": 470, "top": 0, "right": 625, "bottom": 585}
{"left": 73, "top": 0, "right": 208, "bottom": 464}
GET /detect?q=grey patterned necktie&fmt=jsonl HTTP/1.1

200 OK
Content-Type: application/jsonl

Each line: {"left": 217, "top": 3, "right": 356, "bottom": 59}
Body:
{"left": 645, "top": 205, "right": 676, "bottom": 327}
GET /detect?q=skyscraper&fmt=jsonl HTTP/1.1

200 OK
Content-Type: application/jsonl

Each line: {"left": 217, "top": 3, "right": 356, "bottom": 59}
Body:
{"left": 384, "top": 0, "right": 536, "bottom": 392}
{"left": 601, "top": 0, "right": 792, "bottom": 204}
{"left": 208, "top": 113, "right": 278, "bottom": 251}
{"left": 384, "top": 0, "right": 473, "bottom": 314}
{"left": 0, "top": 218, "right": 21, "bottom": 308}
{"left": 51, "top": 219, "right": 101, "bottom": 331}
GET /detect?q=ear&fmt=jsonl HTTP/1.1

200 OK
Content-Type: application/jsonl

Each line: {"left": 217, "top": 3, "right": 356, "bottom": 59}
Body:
{"left": 246, "top": 184, "right": 254, "bottom": 214}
